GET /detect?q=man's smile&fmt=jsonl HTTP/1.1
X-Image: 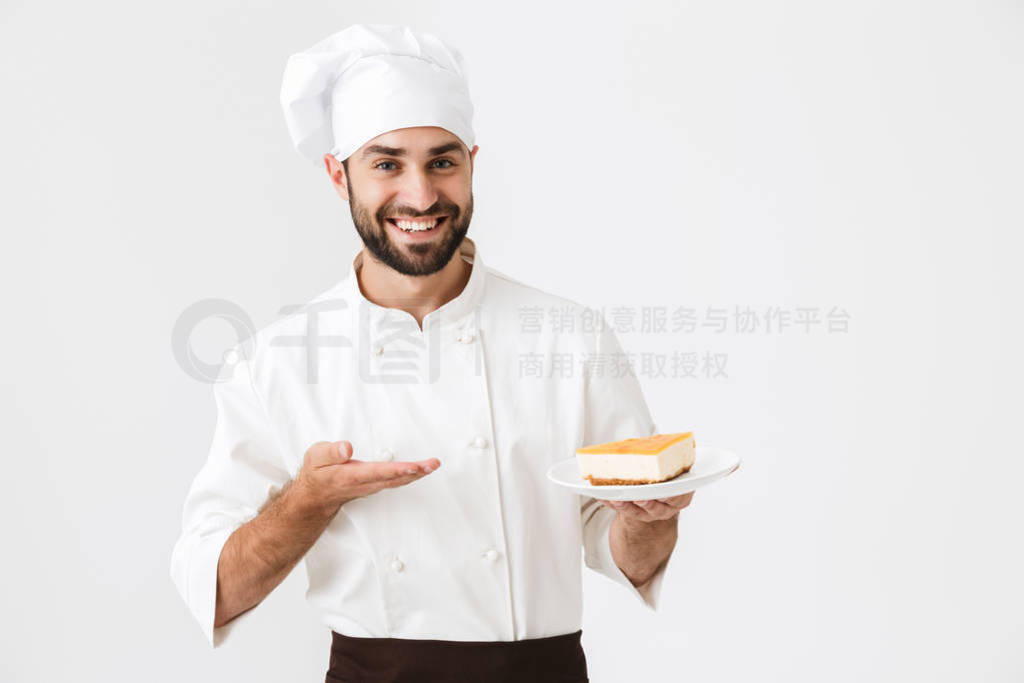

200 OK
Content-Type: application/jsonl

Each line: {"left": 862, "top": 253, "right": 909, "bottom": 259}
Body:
{"left": 386, "top": 215, "right": 448, "bottom": 238}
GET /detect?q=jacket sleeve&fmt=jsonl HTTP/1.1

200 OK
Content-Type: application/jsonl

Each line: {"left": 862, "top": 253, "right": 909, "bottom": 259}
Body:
{"left": 578, "top": 311, "right": 672, "bottom": 611}
{"left": 169, "top": 341, "right": 293, "bottom": 648}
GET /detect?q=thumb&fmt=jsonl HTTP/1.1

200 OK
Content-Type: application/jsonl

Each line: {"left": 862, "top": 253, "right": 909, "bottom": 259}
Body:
{"left": 304, "top": 440, "right": 352, "bottom": 469}
{"left": 335, "top": 440, "right": 353, "bottom": 463}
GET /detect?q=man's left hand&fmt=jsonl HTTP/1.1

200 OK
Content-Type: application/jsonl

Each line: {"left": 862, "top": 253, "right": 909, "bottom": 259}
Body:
{"left": 597, "top": 491, "right": 694, "bottom": 523}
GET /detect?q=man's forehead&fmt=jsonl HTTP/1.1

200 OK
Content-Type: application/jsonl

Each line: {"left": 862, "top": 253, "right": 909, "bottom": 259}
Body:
{"left": 357, "top": 127, "right": 465, "bottom": 158}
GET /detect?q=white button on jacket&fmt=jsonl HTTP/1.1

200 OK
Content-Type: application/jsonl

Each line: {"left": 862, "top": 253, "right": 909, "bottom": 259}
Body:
{"left": 170, "top": 237, "right": 672, "bottom": 648}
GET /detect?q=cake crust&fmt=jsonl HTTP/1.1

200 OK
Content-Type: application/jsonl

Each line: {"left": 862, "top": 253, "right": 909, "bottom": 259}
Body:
{"left": 584, "top": 462, "right": 692, "bottom": 486}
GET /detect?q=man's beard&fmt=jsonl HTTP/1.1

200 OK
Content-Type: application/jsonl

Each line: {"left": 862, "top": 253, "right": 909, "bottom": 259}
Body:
{"left": 348, "top": 180, "right": 473, "bottom": 277}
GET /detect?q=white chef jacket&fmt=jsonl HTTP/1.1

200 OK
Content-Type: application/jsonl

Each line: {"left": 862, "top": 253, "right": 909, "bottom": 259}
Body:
{"left": 170, "top": 236, "right": 672, "bottom": 649}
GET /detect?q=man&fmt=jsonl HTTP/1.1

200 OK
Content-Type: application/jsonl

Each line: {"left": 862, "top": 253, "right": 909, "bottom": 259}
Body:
{"left": 170, "top": 24, "right": 692, "bottom": 682}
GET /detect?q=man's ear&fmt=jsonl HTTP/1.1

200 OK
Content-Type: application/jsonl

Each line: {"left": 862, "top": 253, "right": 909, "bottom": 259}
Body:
{"left": 324, "top": 153, "right": 350, "bottom": 201}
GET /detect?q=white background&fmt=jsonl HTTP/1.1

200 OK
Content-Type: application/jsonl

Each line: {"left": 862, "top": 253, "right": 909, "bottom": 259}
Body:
{"left": 2, "top": 1, "right": 1021, "bottom": 681}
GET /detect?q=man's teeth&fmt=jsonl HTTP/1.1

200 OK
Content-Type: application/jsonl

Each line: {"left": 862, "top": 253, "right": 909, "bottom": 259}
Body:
{"left": 394, "top": 218, "right": 438, "bottom": 232}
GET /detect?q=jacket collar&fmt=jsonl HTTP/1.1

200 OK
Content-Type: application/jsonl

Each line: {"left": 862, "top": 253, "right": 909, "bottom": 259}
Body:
{"left": 343, "top": 236, "right": 485, "bottom": 329}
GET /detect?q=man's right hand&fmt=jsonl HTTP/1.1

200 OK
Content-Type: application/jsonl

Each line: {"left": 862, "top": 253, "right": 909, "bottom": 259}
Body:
{"left": 292, "top": 440, "right": 441, "bottom": 516}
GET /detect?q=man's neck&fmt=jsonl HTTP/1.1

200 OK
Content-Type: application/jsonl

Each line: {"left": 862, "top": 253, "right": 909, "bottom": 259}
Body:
{"left": 356, "top": 250, "right": 472, "bottom": 330}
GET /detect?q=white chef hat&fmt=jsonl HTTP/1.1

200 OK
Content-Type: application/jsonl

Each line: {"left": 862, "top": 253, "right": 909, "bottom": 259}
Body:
{"left": 279, "top": 24, "right": 476, "bottom": 167}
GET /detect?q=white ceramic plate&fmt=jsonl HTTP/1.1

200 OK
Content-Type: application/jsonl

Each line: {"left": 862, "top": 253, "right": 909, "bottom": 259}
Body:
{"left": 546, "top": 446, "right": 741, "bottom": 501}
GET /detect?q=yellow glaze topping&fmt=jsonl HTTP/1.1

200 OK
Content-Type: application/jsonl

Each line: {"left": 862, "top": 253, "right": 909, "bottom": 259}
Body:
{"left": 576, "top": 431, "right": 693, "bottom": 455}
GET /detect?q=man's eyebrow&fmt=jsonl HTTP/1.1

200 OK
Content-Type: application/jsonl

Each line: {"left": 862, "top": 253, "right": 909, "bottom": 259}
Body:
{"left": 360, "top": 141, "right": 466, "bottom": 159}
{"left": 427, "top": 142, "right": 466, "bottom": 158}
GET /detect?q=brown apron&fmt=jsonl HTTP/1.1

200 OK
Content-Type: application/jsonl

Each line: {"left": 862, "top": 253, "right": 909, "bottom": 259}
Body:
{"left": 325, "top": 629, "right": 589, "bottom": 682}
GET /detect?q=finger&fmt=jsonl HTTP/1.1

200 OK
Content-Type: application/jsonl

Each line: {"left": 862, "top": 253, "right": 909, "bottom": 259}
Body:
{"left": 338, "top": 461, "right": 414, "bottom": 486}
{"left": 616, "top": 502, "right": 657, "bottom": 522}
{"left": 417, "top": 458, "right": 441, "bottom": 472}
{"left": 358, "top": 460, "right": 441, "bottom": 484}
{"left": 377, "top": 462, "right": 445, "bottom": 490}
{"left": 656, "top": 491, "right": 694, "bottom": 508}
{"left": 382, "top": 472, "right": 429, "bottom": 489}
{"left": 635, "top": 499, "right": 679, "bottom": 518}
{"left": 394, "top": 459, "right": 442, "bottom": 475}
{"left": 306, "top": 440, "right": 348, "bottom": 469}
{"left": 609, "top": 500, "right": 642, "bottom": 514}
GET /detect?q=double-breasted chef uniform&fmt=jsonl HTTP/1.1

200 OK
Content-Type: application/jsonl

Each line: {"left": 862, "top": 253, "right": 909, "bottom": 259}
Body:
{"left": 170, "top": 236, "right": 672, "bottom": 678}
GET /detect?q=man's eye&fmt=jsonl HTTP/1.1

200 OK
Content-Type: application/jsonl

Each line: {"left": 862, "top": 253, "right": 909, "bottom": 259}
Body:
{"left": 373, "top": 159, "right": 455, "bottom": 171}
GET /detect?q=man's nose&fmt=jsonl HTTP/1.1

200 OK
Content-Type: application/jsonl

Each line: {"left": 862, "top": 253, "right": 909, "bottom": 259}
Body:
{"left": 397, "top": 168, "right": 440, "bottom": 213}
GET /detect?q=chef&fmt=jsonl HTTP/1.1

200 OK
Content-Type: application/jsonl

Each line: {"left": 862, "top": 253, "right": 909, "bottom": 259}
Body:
{"left": 170, "top": 23, "right": 694, "bottom": 682}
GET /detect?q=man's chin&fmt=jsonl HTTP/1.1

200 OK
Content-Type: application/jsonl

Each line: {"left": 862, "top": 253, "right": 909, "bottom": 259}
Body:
{"left": 354, "top": 215, "right": 469, "bottom": 275}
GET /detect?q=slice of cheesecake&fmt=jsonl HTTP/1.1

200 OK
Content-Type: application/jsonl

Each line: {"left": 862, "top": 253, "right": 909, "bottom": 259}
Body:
{"left": 576, "top": 432, "right": 695, "bottom": 485}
